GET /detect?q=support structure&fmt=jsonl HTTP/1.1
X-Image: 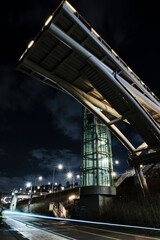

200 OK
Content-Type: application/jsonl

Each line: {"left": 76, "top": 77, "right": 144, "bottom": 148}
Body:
{"left": 80, "top": 108, "right": 116, "bottom": 219}
{"left": 17, "top": 0, "right": 160, "bottom": 207}
{"left": 10, "top": 194, "right": 18, "bottom": 211}
{"left": 135, "top": 167, "right": 149, "bottom": 196}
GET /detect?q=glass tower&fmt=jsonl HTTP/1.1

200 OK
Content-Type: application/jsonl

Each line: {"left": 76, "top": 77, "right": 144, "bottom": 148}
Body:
{"left": 82, "top": 107, "right": 114, "bottom": 187}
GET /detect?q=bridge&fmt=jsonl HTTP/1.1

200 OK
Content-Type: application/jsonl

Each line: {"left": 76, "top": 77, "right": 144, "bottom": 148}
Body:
{"left": 17, "top": 1, "right": 160, "bottom": 166}
{"left": 17, "top": 0, "right": 160, "bottom": 196}
{"left": 1, "top": 2, "right": 160, "bottom": 239}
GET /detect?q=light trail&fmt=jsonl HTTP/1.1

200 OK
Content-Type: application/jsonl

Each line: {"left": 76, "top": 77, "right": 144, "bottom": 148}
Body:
{"left": 4, "top": 210, "right": 160, "bottom": 232}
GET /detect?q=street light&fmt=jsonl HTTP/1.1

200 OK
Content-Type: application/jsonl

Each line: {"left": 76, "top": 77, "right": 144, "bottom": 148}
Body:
{"left": 26, "top": 182, "right": 32, "bottom": 212}
{"left": 34, "top": 176, "right": 43, "bottom": 192}
{"left": 112, "top": 172, "right": 117, "bottom": 177}
{"left": 58, "top": 164, "right": 63, "bottom": 170}
{"left": 115, "top": 160, "right": 119, "bottom": 165}
{"left": 52, "top": 164, "right": 63, "bottom": 192}
{"left": 67, "top": 172, "right": 73, "bottom": 179}
{"left": 26, "top": 182, "right": 32, "bottom": 188}
{"left": 67, "top": 172, "right": 74, "bottom": 188}
{"left": 38, "top": 176, "right": 43, "bottom": 181}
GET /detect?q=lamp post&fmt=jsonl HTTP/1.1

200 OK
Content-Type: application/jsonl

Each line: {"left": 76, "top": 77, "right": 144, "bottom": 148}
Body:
{"left": 34, "top": 176, "right": 43, "bottom": 193}
{"left": 26, "top": 182, "right": 32, "bottom": 212}
{"left": 67, "top": 173, "right": 80, "bottom": 188}
{"left": 67, "top": 172, "right": 74, "bottom": 188}
{"left": 52, "top": 164, "right": 63, "bottom": 192}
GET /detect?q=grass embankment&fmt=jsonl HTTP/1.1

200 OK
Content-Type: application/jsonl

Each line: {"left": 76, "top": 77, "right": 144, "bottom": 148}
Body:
{"left": 102, "top": 174, "right": 160, "bottom": 228}
{"left": 102, "top": 194, "right": 160, "bottom": 228}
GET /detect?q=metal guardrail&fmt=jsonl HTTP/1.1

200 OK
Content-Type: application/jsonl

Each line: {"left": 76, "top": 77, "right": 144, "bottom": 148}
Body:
{"left": 115, "top": 169, "right": 135, "bottom": 187}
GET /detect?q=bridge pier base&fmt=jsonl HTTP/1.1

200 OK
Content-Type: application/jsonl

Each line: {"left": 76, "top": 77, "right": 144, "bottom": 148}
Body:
{"left": 79, "top": 186, "right": 116, "bottom": 220}
{"left": 10, "top": 194, "right": 18, "bottom": 211}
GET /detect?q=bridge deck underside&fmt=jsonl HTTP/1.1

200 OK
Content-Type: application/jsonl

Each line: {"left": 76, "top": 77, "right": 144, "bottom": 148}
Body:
{"left": 17, "top": 1, "right": 160, "bottom": 157}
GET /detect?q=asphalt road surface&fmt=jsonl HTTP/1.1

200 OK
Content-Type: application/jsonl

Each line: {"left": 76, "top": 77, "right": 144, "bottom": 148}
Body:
{"left": 2, "top": 211, "right": 160, "bottom": 240}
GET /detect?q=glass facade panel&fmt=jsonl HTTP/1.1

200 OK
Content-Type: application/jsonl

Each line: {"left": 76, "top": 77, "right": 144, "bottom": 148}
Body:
{"left": 82, "top": 108, "right": 114, "bottom": 187}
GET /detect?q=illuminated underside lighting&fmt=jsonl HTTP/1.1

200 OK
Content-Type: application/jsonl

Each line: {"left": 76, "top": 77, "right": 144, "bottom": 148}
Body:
{"left": 19, "top": 50, "right": 27, "bottom": 61}
{"left": 91, "top": 28, "right": 100, "bottom": 39}
{"left": 4, "top": 210, "right": 160, "bottom": 232}
{"left": 111, "top": 49, "right": 118, "bottom": 57}
{"left": 44, "top": 15, "right": 53, "bottom": 26}
{"left": 64, "top": 1, "right": 76, "bottom": 14}
{"left": 27, "top": 40, "right": 34, "bottom": 49}
{"left": 127, "top": 66, "right": 133, "bottom": 73}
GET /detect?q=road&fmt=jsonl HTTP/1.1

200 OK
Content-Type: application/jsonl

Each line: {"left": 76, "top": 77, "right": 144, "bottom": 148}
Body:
{"left": 1, "top": 211, "right": 160, "bottom": 240}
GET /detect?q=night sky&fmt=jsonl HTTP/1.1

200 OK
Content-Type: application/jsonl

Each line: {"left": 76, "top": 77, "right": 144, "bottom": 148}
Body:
{"left": 0, "top": 0, "right": 159, "bottom": 193}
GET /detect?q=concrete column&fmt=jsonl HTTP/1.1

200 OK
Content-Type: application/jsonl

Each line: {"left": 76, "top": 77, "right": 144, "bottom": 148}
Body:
{"left": 79, "top": 108, "right": 116, "bottom": 219}
{"left": 135, "top": 167, "right": 149, "bottom": 196}
{"left": 10, "top": 194, "right": 18, "bottom": 211}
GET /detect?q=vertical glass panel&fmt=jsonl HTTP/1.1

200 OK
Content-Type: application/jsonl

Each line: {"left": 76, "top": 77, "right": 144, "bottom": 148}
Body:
{"left": 81, "top": 108, "right": 114, "bottom": 187}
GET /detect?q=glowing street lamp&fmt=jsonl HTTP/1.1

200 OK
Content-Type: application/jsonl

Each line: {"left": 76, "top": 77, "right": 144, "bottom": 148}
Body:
{"left": 76, "top": 175, "right": 80, "bottom": 179}
{"left": 115, "top": 160, "right": 119, "bottom": 165}
{"left": 58, "top": 164, "right": 63, "bottom": 170}
{"left": 67, "top": 172, "right": 74, "bottom": 187}
{"left": 26, "top": 182, "right": 32, "bottom": 212}
{"left": 52, "top": 164, "right": 63, "bottom": 192}
{"left": 38, "top": 176, "right": 43, "bottom": 181}
{"left": 112, "top": 172, "right": 117, "bottom": 177}
{"left": 67, "top": 172, "right": 73, "bottom": 179}
{"left": 26, "top": 182, "right": 32, "bottom": 188}
{"left": 34, "top": 176, "right": 43, "bottom": 192}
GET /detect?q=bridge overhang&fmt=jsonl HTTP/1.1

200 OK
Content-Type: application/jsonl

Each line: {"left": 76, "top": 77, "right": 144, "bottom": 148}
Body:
{"left": 17, "top": 1, "right": 160, "bottom": 160}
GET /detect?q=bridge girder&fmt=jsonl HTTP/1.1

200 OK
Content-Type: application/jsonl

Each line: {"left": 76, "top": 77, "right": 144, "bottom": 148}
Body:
{"left": 17, "top": 0, "right": 160, "bottom": 165}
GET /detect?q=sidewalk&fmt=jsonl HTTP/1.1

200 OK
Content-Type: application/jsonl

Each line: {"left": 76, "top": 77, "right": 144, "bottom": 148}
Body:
{"left": 1, "top": 217, "right": 69, "bottom": 240}
{"left": 0, "top": 221, "right": 28, "bottom": 240}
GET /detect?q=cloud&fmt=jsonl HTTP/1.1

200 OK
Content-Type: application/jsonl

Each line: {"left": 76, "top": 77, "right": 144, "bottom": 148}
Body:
{"left": 0, "top": 176, "right": 23, "bottom": 193}
{"left": 29, "top": 148, "right": 81, "bottom": 171}
{"left": 0, "top": 64, "right": 52, "bottom": 113}
{"left": 0, "top": 173, "right": 51, "bottom": 193}
{"left": 45, "top": 93, "right": 81, "bottom": 140}
{"left": 29, "top": 148, "right": 81, "bottom": 185}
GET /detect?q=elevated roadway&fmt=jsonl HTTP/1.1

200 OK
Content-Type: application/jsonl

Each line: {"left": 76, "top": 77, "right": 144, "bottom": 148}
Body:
{"left": 17, "top": 0, "right": 160, "bottom": 192}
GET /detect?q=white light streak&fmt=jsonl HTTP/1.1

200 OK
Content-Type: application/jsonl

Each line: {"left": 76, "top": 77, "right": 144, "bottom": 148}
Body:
{"left": 4, "top": 210, "right": 160, "bottom": 232}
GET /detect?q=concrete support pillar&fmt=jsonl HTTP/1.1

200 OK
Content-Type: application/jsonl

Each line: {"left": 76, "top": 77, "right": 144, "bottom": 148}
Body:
{"left": 135, "top": 167, "right": 149, "bottom": 196}
{"left": 79, "top": 108, "right": 116, "bottom": 219}
{"left": 10, "top": 194, "right": 18, "bottom": 211}
{"left": 79, "top": 186, "right": 116, "bottom": 219}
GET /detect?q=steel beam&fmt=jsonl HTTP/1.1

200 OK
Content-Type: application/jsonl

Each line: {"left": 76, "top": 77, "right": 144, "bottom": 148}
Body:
{"left": 22, "top": 58, "right": 136, "bottom": 153}
{"left": 63, "top": 3, "right": 160, "bottom": 107}
{"left": 47, "top": 23, "right": 160, "bottom": 148}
